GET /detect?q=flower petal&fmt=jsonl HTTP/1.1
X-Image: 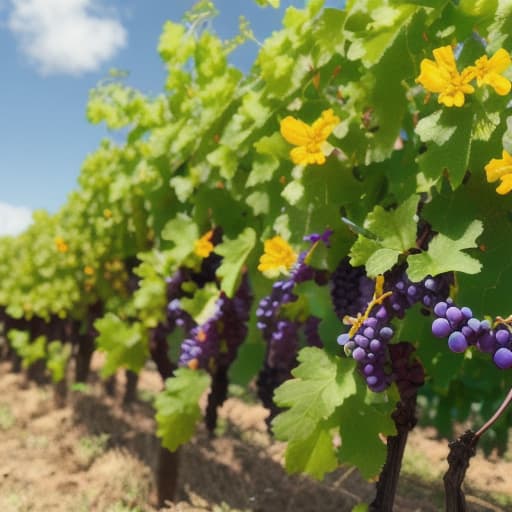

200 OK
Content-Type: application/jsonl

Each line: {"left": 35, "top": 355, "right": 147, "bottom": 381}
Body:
{"left": 416, "top": 59, "right": 450, "bottom": 93}
{"left": 488, "top": 48, "right": 511, "bottom": 74}
{"left": 280, "top": 116, "right": 312, "bottom": 146}
{"left": 485, "top": 151, "right": 512, "bottom": 182}
{"left": 433, "top": 45, "right": 457, "bottom": 73}
{"left": 290, "top": 146, "right": 310, "bottom": 165}
{"left": 484, "top": 73, "right": 511, "bottom": 95}
{"left": 496, "top": 174, "right": 512, "bottom": 195}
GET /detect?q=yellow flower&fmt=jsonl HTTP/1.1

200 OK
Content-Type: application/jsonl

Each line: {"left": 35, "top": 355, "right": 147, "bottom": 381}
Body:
{"left": 280, "top": 108, "right": 340, "bottom": 165}
{"left": 194, "top": 230, "right": 214, "bottom": 258}
{"left": 258, "top": 236, "right": 297, "bottom": 275}
{"left": 55, "top": 236, "right": 69, "bottom": 253}
{"left": 84, "top": 265, "right": 95, "bottom": 276}
{"left": 485, "top": 150, "right": 512, "bottom": 195}
{"left": 465, "top": 48, "right": 511, "bottom": 96}
{"left": 103, "top": 208, "right": 113, "bottom": 219}
{"left": 416, "top": 45, "right": 474, "bottom": 107}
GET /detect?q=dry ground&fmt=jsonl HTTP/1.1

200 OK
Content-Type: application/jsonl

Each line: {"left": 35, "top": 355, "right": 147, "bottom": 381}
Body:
{"left": 0, "top": 360, "right": 511, "bottom": 512}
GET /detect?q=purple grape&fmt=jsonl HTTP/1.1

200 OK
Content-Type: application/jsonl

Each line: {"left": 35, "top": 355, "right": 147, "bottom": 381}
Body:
{"left": 432, "top": 318, "right": 451, "bottom": 338}
{"left": 493, "top": 347, "right": 512, "bottom": 369}
{"left": 379, "top": 326, "right": 394, "bottom": 341}
{"left": 370, "top": 339, "right": 382, "bottom": 352}
{"left": 477, "top": 332, "right": 496, "bottom": 353}
{"left": 337, "top": 333, "right": 350, "bottom": 346}
{"left": 461, "top": 307, "right": 473, "bottom": 319}
{"left": 352, "top": 347, "right": 366, "bottom": 361}
{"left": 446, "top": 307, "right": 463, "bottom": 325}
{"left": 496, "top": 329, "right": 510, "bottom": 345}
{"left": 467, "top": 318, "right": 481, "bottom": 332}
{"left": 448, "top": 331, "right": 468, "bottom": 353}
{"left": 434, "top": 301, "right": 448, "bottom": 317}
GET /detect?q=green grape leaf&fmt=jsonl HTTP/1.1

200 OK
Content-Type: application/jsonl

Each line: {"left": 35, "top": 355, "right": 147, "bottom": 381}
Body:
{"left": 253, "top": 132, "right": 290, "bottom": 158}
{"left": 215, "top": 228, "right": 256, "bottom": 297}
{"left": 94, "top": 314, "right": 148, "bottom": 377}
{"left": 282, "top": 180, "right": 305, "bottom": 205}
{"left": 338, "top": 388, "right": 397, "bottom": 479}
{"left": 155, "top": 368, "right": 211, "bottom": 452}
{"left": 407, "top": 220, "right": 483, "bottom": 281}
{"left": 161, "top": 214, "right": 199, "bottom": 262}
{"left": 8, "top": 330, "right": 46, "bottom": 368}
{"left": 416, "top": 110, "right": 456, "bottom": 146}
{"left": 169, "top": 176, "right": 194, "bottom": 203}
{"left": 284, "top": 419, "right": 339, "bottom": 480}
{"left": 246, "top": 190, "right": 270, "bottom": 215}
{"left": 349, "top": 237, "right": 382, "bottom": 267}
{"left": 273, "top": 348, "right": 357, "bottom": 442}
{"left": 416, "top": 108, "right": 473, "bottom": 189}
{"left": 502, "top": 115, "right": 512, "bottom": 154}
{"left": 366, "top": 248, "right": 401, "bottom": 276}
{"left": 180, "top": 283, "right": 220, "bottom": 324}
{"left": 206, "top": 145, "right": 238, "bottom": 180}
{"left": 47, "top": 340, "right": 72, "bottom": 383}
{"left": 487, "top": 1, "right": 512, "bottom": 53}
{"left": 246, "top": 154, "right": 280, "bottom": 187}
{"left": 349, "top": 195, "right": 419, "bottom": 276}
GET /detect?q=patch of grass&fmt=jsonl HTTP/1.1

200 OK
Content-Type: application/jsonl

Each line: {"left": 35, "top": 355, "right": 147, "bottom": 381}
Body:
{"left": 75, "top": 433, "right": 110, "bottom": 468}
{"left": 228, "top": 384, "right": 258, "bottom": 404}
{"left": 137, "top": 388, "right": 157, "bottom": 405}
{"left": 70, "top": 382, "right": 91, "bottom": 394}
{"left": 212, "top": 504, "right": 252, "bottom": 512}
{"left": 0, "top": 403, "right": 15, "bottom": 430}
{"left": 105, "top": 504, "right": 145, "bottom": 512}
{"left": 402, "top": 448, "right": 441, "bottom": 483}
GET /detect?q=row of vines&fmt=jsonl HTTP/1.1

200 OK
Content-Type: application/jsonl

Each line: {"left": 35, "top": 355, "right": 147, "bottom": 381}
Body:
{"left": 1, "top": 0, "right": 512, "bottom": 510}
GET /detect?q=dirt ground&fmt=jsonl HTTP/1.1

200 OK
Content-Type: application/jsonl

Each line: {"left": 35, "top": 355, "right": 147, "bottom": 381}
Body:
{"left": 0, "top": 360, "right": 511, "bottom": 512}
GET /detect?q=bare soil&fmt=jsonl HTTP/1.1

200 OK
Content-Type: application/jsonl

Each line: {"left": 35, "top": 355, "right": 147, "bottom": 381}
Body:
{"left": 0, "top": 360, "right": 510, "bottom": 512}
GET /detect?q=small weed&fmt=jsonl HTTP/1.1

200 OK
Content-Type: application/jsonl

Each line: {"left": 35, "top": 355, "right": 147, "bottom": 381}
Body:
{"left": 105, "top": 504, "right": 145, "bottom": 512}
{"left": 70, "top": 382, "right": 91, "bottom": 394}
{"left": 213, "top": 503, "right": 251, "bottom": 512}
{"left": 228, "top": 384, "right": 258, "bottom": 404}
{"left": 137, "top": 388, "right": 157, "bottom": 405}
{"left": 75, "top": 433, "right": 110, "bottom": 467}
{"left": 0, "top": 403, "right": 15, "bottom": 430}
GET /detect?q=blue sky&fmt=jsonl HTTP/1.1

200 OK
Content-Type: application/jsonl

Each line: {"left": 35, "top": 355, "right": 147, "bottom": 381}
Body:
{"left": 0, "top": 0, "right": 340, "bottom": 235}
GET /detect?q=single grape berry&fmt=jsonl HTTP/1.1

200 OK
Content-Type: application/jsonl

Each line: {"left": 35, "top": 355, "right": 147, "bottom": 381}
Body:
{"left": 448, "top": 331, "right": 468, "bottom": 353}
{"left": 432, "top": 318, "right": 451, "bottom": 338}
{"left": 493, "top": 347, "right": 512, "bottom": 369}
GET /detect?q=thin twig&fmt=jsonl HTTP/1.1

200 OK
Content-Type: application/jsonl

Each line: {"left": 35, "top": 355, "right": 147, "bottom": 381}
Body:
{"left": 473, "top": 387, "right": 512, "bottom": 444}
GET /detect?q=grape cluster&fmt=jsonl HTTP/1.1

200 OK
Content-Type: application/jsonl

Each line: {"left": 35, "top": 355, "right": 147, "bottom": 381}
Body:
{"left": 388, "top": 342, "right": 425, "bottom": 400}
{"left": 256, "top": 231, "right": 331, "bottom": 419}
{"left": 431, "top": 301, "right": 512, "bottom": 369}
{"left": 304, "top": 315, "right": 323, "bottom": 348}
{"left": 179, "top": 274, "right": 253, "bottom": 371}
{"left": 383, "top": 269, "right": 452, "bottom": 318}
{"left": 338, "top": 313, "right": 395, "bottom": 392}
{"left": 337, "top": 266, "right": 452, "bottom": 392}
{"left": 331, "top": 258, "right": 374, "bottom": 319}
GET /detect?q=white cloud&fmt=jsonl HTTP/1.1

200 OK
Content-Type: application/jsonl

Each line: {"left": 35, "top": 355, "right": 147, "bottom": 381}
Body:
{"left": 0, "top": 202, "right": 32, "bottom": 236}
{"left": 8, "top": 0, "right": 127, "bottom": 75}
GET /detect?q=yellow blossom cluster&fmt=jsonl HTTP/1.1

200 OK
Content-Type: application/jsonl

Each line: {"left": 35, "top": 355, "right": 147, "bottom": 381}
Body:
{"left": 280, "top": 109, "right": 340, "bottom": 166}
{"left": 257, "top": 236, "right": 297, "bottom": 276}
{"left": 194, "top": 230, "right": 214, "bottom": 258}
{"left": 84, "top": 265, "right": 95, "bottom": 276}
{"left": 54, "top": 236, "right": 69, "bottom": 253}
{"left": 485, "top": 150, "right": 512, "bottom": 195}
{"left": 416, "top": 46, "right": 511, "bottom": 107}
